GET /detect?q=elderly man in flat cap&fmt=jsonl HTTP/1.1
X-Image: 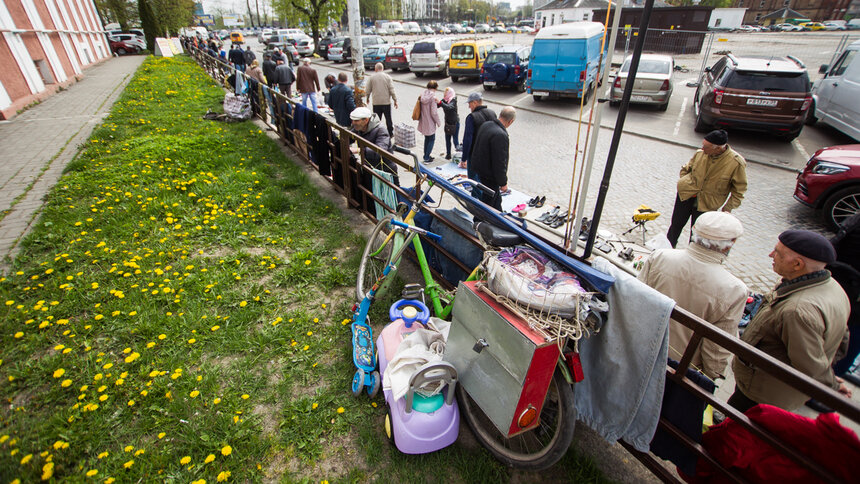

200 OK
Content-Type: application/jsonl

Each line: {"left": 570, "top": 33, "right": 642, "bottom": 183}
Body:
{"left": 666, "top": 129, "right": 748, "bottom": 248}
{"left": 639, "top": 211, "right": 748, "bottom": 380}
{"left": 729, "top": 230, "right": 852, "bottom": 413}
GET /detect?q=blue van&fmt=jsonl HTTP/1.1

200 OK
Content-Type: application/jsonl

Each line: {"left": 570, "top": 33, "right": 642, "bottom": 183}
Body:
{"left": 527, "top": 22, "right": 606, "bottom": 101}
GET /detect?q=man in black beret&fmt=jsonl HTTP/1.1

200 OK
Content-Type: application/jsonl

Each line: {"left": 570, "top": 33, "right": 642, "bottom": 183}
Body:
{"left": 666, "top": 129, "right": 748, "bottom": 247}
{"left": 729, "top": 229, "right": 851, "bottom": 413}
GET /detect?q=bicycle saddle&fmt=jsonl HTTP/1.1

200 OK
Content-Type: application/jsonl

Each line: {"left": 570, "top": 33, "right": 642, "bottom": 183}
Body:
{"left": 475, "top": 221, "right": 523, "bottom": 248}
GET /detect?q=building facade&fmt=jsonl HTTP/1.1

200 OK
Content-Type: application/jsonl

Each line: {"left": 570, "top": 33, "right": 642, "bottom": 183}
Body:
{"left": 0, "top": 0, "right": 110, "bottom": 120}
{"left": 735, "top": 0, "right": 853, "bottom": 24}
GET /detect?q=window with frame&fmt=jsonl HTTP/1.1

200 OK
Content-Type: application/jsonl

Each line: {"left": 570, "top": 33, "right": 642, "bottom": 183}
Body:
{"left": 831, "top": 50, "right": 856, "bottom": 76}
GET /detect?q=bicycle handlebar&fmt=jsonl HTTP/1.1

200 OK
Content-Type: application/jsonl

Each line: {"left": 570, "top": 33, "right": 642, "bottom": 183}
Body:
{"left": 451, "top": 178, "right": 496, "bottom": 200}
{"left": 390, "top": 220, "right": 443, "bottom": 242}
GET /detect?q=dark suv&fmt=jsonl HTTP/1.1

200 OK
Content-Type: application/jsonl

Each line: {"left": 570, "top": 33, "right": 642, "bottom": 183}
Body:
{"left": 694, "top": 54, "right": 812, "bottom": 141}
{"left": 481, "top": 45, "right": 531, "bottom": 92}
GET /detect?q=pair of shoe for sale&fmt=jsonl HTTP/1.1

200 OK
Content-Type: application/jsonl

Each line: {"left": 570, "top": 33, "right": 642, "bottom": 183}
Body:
{"left": 527, "top": 195, "right": 546, "bottom": 208}
{"left": 535, "top": 206, "right": 568, "bottom": 227}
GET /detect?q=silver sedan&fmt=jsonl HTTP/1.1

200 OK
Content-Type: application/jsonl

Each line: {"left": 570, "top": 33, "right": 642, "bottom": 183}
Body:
{"left": 609, "top": 54, "right": 675, "bottom": 111}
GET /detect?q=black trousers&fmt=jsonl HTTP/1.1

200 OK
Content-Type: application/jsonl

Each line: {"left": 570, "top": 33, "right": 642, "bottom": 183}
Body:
{"left": 666, "top": 194, "right": 704, "bottom": 248}
{"left": 727, "top": 386, "right": 759, "bottom": 414}
{"left": 373, "top": 104, "right": 393, "bottom": 136}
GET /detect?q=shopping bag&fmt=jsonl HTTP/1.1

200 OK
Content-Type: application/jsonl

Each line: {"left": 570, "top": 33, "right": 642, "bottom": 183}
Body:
{"left": 411, "top": 96, "right": 421, "bottom": 121}
{"left": 394, "top": 122, "right": 416, "bottom": 149}
{"left": 223, "top": 92, "right": 251, "bottom": 120}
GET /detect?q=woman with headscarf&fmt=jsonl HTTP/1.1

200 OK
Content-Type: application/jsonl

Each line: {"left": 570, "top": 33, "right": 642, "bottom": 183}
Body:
{"left": 438, "top": 87, "right": 460, "bottom": 160}
{"left": 417, "top": 80, "right": 441, "bottom": 163}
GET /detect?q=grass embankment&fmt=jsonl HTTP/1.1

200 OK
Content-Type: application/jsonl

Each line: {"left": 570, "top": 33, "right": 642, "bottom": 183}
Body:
{"left": 0, "top": 56, "right": 609, "bottom": 483}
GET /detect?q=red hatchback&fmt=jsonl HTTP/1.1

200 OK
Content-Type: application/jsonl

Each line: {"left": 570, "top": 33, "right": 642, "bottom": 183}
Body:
{"left": 383, "top": 45, "right": 412, "bottom": 72}
{"left": 794, "top": 144, "right": 860, "bottom": 229}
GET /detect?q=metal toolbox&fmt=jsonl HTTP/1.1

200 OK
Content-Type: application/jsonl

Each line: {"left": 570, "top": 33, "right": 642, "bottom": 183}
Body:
{"left": 444, "top": 281, "right": 561, "bottom": 437}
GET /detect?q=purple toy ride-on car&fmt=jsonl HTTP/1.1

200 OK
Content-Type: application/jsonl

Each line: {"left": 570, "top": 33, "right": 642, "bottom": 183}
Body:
{"left": 376, "top": 298, "right": 460, "bottom": 454}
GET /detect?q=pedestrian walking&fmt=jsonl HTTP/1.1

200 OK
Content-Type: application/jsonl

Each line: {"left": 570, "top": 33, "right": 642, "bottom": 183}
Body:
{"left": 459, "top": 92, "right": 497, "bottom": 184}
{"left": 417, "top": 81, "right": 441, "bottom": 163}
{"left": 638, "top": 211, "right": 748, "bottom": 380}
{"left": 296, "top": 58, "right": 321, "bottom": 113}
{"left": 243, "top": 45, "right": 256, "bottom": 66}
{"left": 438, "top": 87, "right": 460, "bottom": 160}
{"left": 729, "top": 230, "right": 851, "bottom": 413}
{"left": 274, "top": 59, "right": 295, "bottom": 98}
{"left": 329, "top": 72, "right": 356, "bottom": 126}
{"left": 228, "top": 44, "right": 245, "bottom": 72}
{"left": 365, "top": 63, "right": 398, "bottom": 136}
{"left": 262, "top": 53, "right": 277, "bottom": 89}
{"left": 666, "top": 129, "right": 748, "bottom": 248}
{"left": 271, "top": 48, "right": 287, "bottom": 65}
{"left": 471, "top": 107, "right": 516, "bottom": 210}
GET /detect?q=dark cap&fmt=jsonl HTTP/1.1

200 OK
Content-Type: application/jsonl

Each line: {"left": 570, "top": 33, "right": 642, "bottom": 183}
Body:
{"left": 704, "top": 129, "right": 728, "bottom": 146}
{"left": 778, "top": 229, "right": 836, "bottom": 263}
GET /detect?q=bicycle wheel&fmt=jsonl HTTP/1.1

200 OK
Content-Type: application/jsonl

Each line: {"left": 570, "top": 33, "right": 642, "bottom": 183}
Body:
{"left": 356, "top": 215, "right": 402, "bottom": 301}
{"left": 457, "top": 367, "right": 575, "bottom": 470}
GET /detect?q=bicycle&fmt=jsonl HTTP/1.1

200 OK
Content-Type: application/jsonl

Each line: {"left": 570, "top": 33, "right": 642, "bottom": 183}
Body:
{"left": 353, "top": 145, "right": 577, "bottom": 470}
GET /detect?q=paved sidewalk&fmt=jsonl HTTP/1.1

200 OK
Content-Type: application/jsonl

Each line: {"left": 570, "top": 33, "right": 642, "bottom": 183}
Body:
{"left": 0, "top": 55, "right": 144, "bottom": 272}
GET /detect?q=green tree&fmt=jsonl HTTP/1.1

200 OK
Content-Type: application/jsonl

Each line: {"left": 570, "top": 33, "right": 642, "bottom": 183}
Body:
{"left": 272, "top": 0, "right": 346, "bottom": 55}
{"left": 96, "top": 0, "right": 137, "bottom": 30}
{"left": 137, "top": 0, "right": 194, "bottom": 50}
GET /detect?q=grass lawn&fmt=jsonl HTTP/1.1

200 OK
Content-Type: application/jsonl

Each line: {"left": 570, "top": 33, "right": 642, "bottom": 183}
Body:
{"left": 0, "top": 56, "right": 610, "bottom": 483}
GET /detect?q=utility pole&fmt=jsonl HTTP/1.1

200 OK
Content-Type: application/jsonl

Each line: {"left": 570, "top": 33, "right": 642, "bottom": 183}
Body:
{"left": 348, "top": 0, "right": 366, "bottom": 105}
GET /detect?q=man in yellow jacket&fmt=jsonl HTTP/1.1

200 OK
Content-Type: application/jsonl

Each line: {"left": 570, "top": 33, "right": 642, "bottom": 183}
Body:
{"left": 666, "top": 129, "right": 747, "bottom": 247}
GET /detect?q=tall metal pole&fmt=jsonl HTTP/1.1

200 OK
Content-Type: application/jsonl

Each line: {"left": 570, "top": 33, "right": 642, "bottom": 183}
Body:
{"left": 583, "top": 0, "right": 657, "bottom": 259}
{"left": 573, "top": 4, "right": 623, "bottom": 244}
{"left": 348, "top": 0, "right": 366, "bottom": 105}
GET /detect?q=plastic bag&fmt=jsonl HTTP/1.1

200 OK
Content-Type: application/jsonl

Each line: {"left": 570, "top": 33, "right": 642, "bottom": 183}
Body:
{"left": 223, "top": 92, "right": 251, "bottom": 120}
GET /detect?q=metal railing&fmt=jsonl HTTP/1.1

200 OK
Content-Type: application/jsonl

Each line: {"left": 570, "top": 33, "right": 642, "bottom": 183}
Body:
{"left": 186, "top": 44, "right": 860, "bottom": 482}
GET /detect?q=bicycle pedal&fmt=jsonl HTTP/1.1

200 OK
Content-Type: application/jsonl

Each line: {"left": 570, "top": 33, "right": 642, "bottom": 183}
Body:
{"left": 402, "top": 284, "right": 424, "bottom": 300}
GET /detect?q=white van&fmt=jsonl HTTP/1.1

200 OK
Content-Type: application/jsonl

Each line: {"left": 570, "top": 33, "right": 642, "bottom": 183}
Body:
{"left": 403, "top": 22, "right": 421, "bottom": 34}
{"left": 807, "top": 40, "right": 860, "bottom": 141}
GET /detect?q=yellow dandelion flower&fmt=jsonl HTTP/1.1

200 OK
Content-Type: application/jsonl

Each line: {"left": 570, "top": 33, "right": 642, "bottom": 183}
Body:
{"left": 337, "top": 407, "right": 345, "bottom": 414}
{"left": 204, "top": 454, "right": 216, "bottom": 463}
{"left": 241, "top": 394, "right": 249, "bottom": 400}
{"left": 124, "top": 446, "right": 133, "bottom": 452}
{"left": 312, "top": 403, "right": 318, "bottom": 410}
{"left": 158, "top": 334, "right": 166, "bottom": 340}
{"left": 304, "top": 260, "right": 311, "bottom": 265}
{"left": 61, "top": 379, "right": 72, "bottom": 387}
{"left": 180, "top": 456, "right": 191, "bottom": 465}
{"left": 190, "top": 390, "right": 199, "bottom": 398}
{"left": 217, "top": 470, "right": 231, "bottom": 482}
{"left": 42, "top": 461, "right": 54, "bottom": 480}
{"left": 158, "top": 432, "right": 166, "bottom": 439}
{"left": 239, "top": 300, "right": 247, "bottom": 307}
{"left": 128, "top": 400, "right": 135, "bottom": 406}
{"left": 221, "top": 445, "right": 232, "bottom": 456}
{"left": 123, "top": 460, "right": 134, "bottom": 469}
{"left": 20, "top": 453, "right": 33, "bottom": 464}
{"left": 86, "top": 469, "right": 98, "bottom": 477}
{"left": 192, "top": 480, "right": 206, "bottom": 484}
{"left": 213, "top": 397, "right": 221, "bottom": 404}
{"left": 105, "top": 478, "right": 115, "bottom": 484}
{"left": 53, "top": 368, "right": 65, "bottom": 378}
{"left": 99, "top": 451, "right": 109, "bottom": 459}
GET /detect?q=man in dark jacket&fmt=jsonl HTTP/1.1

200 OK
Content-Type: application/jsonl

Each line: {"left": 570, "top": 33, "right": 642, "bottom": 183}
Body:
{"left": 228, "top": 44, "right": 246, "bottom": 71}
{"left": 350, "top": 106, "right": 395, "bottom": 176}
{"left": 243, "top": 45, "right": 256, "bottom": 66}
{"left": 262, "top": 53, "right": 277, "bottom": 89}
{"left": 459, "top": 92, "right": 497, "bottom": 182}
{"left": 329, "top": 73, "right": 356, "bottom": 126}
{"left": 471, "top": 107, "right": 516, "bottom": 210}
{"left": 274, "top": 59, "right": 295, "bottom": 97}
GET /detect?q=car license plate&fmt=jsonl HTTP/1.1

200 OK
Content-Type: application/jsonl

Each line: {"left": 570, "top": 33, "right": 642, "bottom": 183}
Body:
{"left": 532, "top": 91, "right": 549, "bottom": 96}
{"left": 458, "top": 62, "right": 468, "bottom": 66}
{"left": 484, "top": 81, "right": 496, "bottom": 86}
{"left": 631, "top": 95, "right": 650, "bottom": 102}
{"left": 747, "top": 98, "right": 778, "bottom": 107}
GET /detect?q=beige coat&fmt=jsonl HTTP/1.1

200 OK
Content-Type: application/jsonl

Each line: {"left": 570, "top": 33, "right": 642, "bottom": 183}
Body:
{"left": 366, "top": 72, "right": 398, "bottom": 106}
{"left": 638, "top": 243, "right": 748, "bottom": 379}
{"left": 732, "top": 272, "right": 850, "bottom": 410}
{"left": 677, "top": 146, "right": 747, "bottom": 212}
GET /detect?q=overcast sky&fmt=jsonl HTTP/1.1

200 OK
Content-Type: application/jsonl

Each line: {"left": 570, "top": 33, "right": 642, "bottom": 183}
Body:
{"left": 200, "top": 0, "right": 530, "bottom": 16}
